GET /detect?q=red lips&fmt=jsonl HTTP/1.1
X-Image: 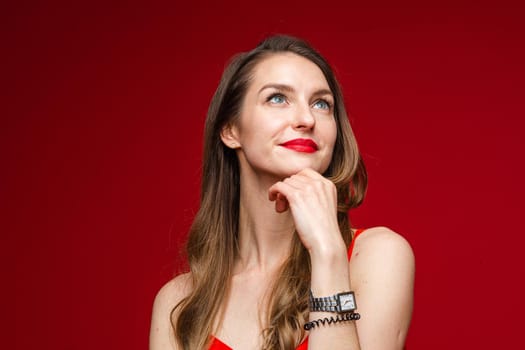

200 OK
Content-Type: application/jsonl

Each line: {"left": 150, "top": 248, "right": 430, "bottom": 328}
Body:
{"left": 279, "top": 138, "right": 318, "bottom": 153}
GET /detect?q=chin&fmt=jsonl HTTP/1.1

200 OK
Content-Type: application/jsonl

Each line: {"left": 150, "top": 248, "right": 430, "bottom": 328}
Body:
{"left": 276, "top": 161, "right": 329, "bottom": 177}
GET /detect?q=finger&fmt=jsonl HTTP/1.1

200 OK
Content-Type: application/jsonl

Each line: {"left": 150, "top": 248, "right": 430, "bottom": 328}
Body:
{"left": 268, "top": 183, "right": 290, "bottom": 213}
{"left": 275, "top": 193, "right": 289, "bottom": 213}
{"left": 268, "top": 181, "right": 295, "bottom": 203}
{"left": 285, "top": 174, "right": 328, "bottom": 197}
{"left": 293, "top": 169, "right": 336, "bottom": 195}
{"left": 283, "top": 174, "right": 310, "bottom": 188}
{"left": 296, "top": 167, "right": 323, "bottom": 179}
{"left": 295, "top": 168, "right": 329, "bottom": 184}
{"left": 268, "top": 182, "right": 281, "bottom": 201}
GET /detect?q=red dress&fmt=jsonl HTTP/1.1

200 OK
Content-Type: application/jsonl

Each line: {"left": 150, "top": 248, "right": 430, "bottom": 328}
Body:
{"left": 209, "top": 229, "right": 365, "bottom": 350}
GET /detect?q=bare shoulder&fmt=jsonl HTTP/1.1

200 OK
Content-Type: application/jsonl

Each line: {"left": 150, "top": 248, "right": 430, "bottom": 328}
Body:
{"left": 153, "top": 273, "right": 193, "bottom": 311}
{"left": 352, "top": 226, "right": 414, "bottom": 265}
{"left": 150, "top": 273, "right": 193, "bottom": 350}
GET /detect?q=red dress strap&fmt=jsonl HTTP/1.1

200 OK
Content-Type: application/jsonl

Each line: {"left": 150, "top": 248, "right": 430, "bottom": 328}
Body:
{"left": 210, "top": 336, "right": 309, "bottom": 349}
{"left": 348, "top": 228, "right": 365, "bottom": 260}
{"left": 209, "top": 337, "right": 232, "bottom": 350}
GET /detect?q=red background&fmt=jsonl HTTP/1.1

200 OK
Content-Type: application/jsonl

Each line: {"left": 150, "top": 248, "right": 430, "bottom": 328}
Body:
{"left": 4, "top": 1, "right": 525, "bottom": 349}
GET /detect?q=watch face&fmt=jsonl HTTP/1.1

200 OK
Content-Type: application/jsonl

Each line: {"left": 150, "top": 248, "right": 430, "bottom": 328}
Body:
{"left": 338, "top": 292, "right": 356, "bottom": 311}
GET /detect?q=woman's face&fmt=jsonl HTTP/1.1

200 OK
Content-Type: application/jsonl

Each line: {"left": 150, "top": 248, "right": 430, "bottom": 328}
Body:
{"left": 225, "top": 52, "right": 337, "bottom": 179}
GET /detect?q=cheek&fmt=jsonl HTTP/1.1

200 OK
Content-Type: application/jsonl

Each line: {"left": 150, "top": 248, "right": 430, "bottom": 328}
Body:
{"left": 244, "top": 118, "right": 286, "bottom": 143}
{"left": 237, "top": 106, "right": 282, "bottom": 140}
{"left": 325, "top": 119, "right": 338, "bottom": 148}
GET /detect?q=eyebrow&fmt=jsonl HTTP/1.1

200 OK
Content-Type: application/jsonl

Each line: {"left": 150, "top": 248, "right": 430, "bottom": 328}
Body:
{"left": 258, "top": 83, "right": 333, "bottom": 98}
{"left": 258, "top": 83, "right": 295, "bottom": 94}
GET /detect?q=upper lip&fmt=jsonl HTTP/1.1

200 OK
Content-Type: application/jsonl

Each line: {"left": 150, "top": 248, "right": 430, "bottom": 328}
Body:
{"left": 279, "top": 138, "right": 318, "bottom": 150}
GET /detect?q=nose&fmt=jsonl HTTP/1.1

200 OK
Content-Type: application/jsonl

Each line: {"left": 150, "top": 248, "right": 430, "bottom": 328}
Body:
{"left": 292, "top": 102, "right": 315, "bottom": 130}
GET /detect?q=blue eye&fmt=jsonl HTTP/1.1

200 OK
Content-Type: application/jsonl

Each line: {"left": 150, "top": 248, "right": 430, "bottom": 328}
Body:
{"left": 268, "top": 94, "right": 286, "bottom": 104}
{"left": 313, "top": 99, "right": 331, "bottom": 110}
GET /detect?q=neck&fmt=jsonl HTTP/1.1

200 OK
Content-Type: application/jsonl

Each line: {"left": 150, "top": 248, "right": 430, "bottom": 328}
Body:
{"left": 235, "top": 170, "right": 296, "bottom": 274}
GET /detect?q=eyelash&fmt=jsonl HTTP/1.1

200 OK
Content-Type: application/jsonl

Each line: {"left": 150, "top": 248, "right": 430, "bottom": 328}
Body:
{"left": 313, "top": 99, "right": 332, "bottom": 110}
{"left": 267, "top": 93, "right": 287, "bottom": 104}
{"left": 267, "top": 93, "right": 333, "bottom": 110}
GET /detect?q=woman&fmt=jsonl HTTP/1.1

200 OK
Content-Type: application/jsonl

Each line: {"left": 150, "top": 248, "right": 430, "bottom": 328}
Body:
{"left": 150, "top": 35, "right": 414, "bottom": 350}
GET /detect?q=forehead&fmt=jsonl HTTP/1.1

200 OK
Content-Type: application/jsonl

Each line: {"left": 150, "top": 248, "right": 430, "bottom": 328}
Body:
{"left": 249, "top": 53, "right": 330, "bottom": 91}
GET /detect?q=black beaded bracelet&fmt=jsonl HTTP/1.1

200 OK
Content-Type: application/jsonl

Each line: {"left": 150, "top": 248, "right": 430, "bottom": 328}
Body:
{"left": 303, "top": 312, "right": 360, "bottom": 331}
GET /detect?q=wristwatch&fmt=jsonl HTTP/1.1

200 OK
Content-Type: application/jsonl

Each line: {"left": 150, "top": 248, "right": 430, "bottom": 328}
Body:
{"left": 309, "top": 290, "right": 357, "bottom": 313}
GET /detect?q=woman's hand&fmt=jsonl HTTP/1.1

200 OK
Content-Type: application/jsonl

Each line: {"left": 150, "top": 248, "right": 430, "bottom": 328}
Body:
{"left": 268, "top": 168, "right": 345, "bottom": 253}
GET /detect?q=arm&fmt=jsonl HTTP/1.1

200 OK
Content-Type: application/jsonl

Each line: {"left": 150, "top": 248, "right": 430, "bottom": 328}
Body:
{"left": 269, "top": 168, "right": 360, "bottom": 349}
{"left": 149, "top": 274, "right": 192, "bottom": 350}
{"left": 350, "top": 227, "right": 415, "bottom": 349}
{"left": 309, "top": 227, "right": 414, "bottom": 350}
{"left": 307, "top": 239, "right": 361, "bottom": 349}
{"left": 269, "top": 169, "right": 414, "bottom": 350}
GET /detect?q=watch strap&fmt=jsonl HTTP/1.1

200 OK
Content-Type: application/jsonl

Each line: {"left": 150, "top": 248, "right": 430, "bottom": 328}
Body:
{"left": 309, "top": 290, "right": 356, "bottom": 313}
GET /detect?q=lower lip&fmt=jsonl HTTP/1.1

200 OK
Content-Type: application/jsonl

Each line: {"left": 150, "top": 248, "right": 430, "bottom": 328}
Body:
{"left": 281, "top": 145, "right": 317, "bottom": 153}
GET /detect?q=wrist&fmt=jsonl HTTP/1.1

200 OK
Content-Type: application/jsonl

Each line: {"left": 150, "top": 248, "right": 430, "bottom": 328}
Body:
{"left": 309, "top": 243, "right": 351, "bottom": 296}
{"left": 308, "top": 239, "right": 347, "bottom": 263}
{"left": 309, "top": 290, "right": 358, "bottom": 313}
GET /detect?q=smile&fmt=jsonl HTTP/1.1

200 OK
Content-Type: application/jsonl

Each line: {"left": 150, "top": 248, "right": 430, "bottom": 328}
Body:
{"left": 279, "top": 138, "right": 318, "bottom": 153}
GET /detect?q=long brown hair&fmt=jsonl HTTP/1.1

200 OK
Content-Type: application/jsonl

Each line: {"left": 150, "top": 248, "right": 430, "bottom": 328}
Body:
{"left": 171, "top": 35, "right": 367, "bottom": 350}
